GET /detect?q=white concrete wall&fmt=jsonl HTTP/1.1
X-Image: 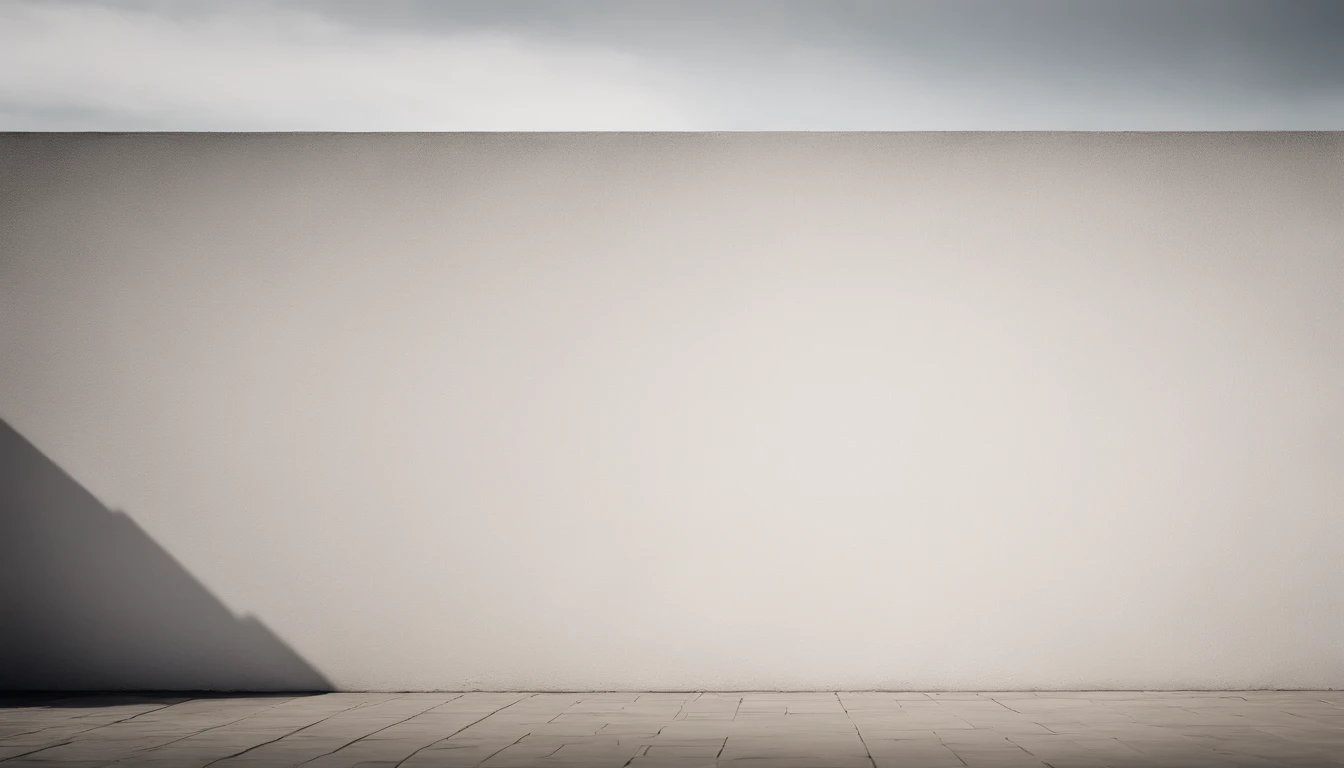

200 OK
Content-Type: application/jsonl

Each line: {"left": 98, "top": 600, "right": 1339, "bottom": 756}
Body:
{"left": 2, "top": 133, "right": 1342, "bottom": 691}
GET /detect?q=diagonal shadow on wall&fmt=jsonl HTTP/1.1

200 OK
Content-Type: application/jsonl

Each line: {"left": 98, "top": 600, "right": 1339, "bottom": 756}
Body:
{"left": 0, "top": 419, "right": 332, "bottom": 692}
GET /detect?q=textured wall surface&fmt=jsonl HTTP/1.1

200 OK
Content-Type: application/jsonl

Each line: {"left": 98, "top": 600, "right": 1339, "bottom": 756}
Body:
{"left": 2, "top": 132, "right": 1342, "bottom": 691}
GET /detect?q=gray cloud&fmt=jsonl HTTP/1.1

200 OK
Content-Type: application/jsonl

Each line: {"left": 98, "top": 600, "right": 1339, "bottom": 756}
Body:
{"left": 3, "top": 0, "right": 1343, "bottom": 129}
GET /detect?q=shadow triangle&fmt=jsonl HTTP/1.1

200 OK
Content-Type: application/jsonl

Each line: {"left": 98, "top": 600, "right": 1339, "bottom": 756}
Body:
{"left": 0, "top": 419, "right": 332, "bottom": 692}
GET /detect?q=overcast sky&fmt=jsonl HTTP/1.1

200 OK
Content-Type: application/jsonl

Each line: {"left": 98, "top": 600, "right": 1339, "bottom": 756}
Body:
{"left": 2, "top": 0, "right": 1343, "bottom": 130}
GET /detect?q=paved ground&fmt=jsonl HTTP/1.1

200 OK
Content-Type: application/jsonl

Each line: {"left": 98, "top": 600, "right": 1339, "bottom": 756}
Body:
{"left": 1, "top": 691, "right": 1342, "bottom": 767}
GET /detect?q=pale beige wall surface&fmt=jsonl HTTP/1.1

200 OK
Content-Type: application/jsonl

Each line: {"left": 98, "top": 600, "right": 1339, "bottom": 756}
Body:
{"left": 1, "top": 133, "right": 1342, "bottom": 691}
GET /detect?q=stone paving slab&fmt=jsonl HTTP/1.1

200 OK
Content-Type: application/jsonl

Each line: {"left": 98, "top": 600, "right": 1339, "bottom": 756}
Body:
{"left": 1, "top": 692, "right": 1341, "bottom": 767}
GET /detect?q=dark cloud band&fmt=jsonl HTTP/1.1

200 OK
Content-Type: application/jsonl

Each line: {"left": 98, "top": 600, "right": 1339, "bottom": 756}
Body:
{"left": 5, "top": 0, "right": 1343, "bottom": 129}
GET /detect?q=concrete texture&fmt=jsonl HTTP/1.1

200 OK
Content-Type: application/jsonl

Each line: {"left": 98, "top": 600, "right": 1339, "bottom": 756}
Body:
{"left": 2, "top": 132, "right": 1343, "bottom": 691}
{"left": 3, "top": 691, "right": 1344, "bottom": 767}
